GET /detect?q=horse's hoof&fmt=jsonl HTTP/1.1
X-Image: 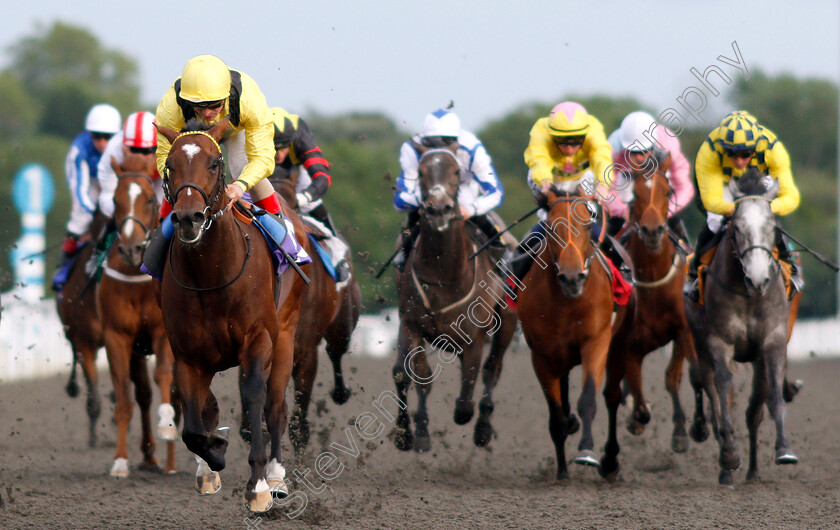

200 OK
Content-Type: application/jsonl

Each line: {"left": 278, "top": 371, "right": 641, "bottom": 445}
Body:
{"left": 690, "top": 421, "right": 710, "bottom": 443}
{"left": 719, "top": 451, "right": 741, "bottom": 472}
{"left": 414, "top": 433, "right": 431, "bottom": 453}
{"left": 556, "top": 470, "right": 570, "bottom": 481}
{"left": 626, "top": 419, "right": 645, "bottom": 436}
{"left": 195, "top": 471, "right": 221, "bottom": 495}
{"left": 573, "top": 450, "right": 600, "bottom": 468}
{"left": 566, "top": 414, "right": 580, "bottom": 435}
{"left": 393, "top": 428, "right": 414, "bottom": 451}
{"left": 138, "top": 460, "right": 162, "bottom": 473}
{"left": 330, "top": 386, "right": 352, "bottom": 405}
{"left": 453, "top": 399, "right": 475, "bottom": 425}
{"left": 246, "top": 489, "right": 273, "bottom": 514}
{"left": 783, "top": 379, "right": 803, "bottom": 403}
{"left": 718, "top": 469, "right": 734, "bottom": 487}
{"left": 65, "top": 381, "right": 80, "bottom": 398}
{"left": 268, "top": 478, "right": 289, "bottom": 499}
{"left": 164, "top": 466, "right": 177, "bottom": 475}
{"left": 598, "top": 456, "right": 619, "bottom": 482}
{"left": 746, "top": 469, "right": 760, "bottom": 482}
{"left": 671, "top": 434, "right": 690, "bottom": 454}
{"left": 776, "top": 449, "right": 799, "bottom": 465}
{"left": 156, "top": 425, "right": 178, "bottom": 442}
{"left": 473, "top": 420, "right": 493, "bottom": 448}
{"left": 110, "top": 457, "right": 129, "bottom": 478}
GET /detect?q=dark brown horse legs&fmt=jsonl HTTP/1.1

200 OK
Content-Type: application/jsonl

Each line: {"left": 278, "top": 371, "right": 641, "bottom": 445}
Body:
{"left": 392, "top": 325, "right": 422, "bottom": 451}
{"left": 454, "top": 350, "right": 481, "bottom": 425}
{"left": 79, "top": 347, "right": 102, "bottom": 448}
{"left": 412, "top": 352, "right": 433, "bottom": 453}
{"left": 177, "top": 361, "right": 226, "bottom": 471}
{"left": 474, "top": 316, "right": 514, "bottom": 447}
{"left": 129, "top": 353, "right": 158, "bottom": 469}
{"left": 289, "top": 347, "right": 318, "bottom": 453}
{"left": 239, "top": 344, "right": 272, "bottom": 499}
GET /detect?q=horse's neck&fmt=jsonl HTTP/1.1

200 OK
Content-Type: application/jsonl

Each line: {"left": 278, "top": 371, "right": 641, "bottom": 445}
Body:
{"left": 415, "top": 221, "right": 470, "bottom": 281}
{"left": 629, "top": 230, "right": 675, "bottom": 281}
{"left": 712, "top": 231, "right": 743, "bottom": 281}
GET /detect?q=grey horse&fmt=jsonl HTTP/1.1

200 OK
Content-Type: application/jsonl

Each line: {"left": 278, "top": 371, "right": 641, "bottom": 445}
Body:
{"left": 685, "top": 168, "right": 798, "bottom": 486}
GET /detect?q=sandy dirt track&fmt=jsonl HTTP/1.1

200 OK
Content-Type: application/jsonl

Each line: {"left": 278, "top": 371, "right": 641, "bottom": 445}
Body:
{"left": 1, "top": 339, "right": 839, "bottom": 529}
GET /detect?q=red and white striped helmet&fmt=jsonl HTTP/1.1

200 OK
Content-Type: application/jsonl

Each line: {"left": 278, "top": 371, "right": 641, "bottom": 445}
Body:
{"left": 122, "top": 111, "right": 157, "bottom": 148}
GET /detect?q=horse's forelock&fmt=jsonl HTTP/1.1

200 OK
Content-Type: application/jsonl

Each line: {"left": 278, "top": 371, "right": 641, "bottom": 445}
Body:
{"left": 181, "top": 118, "right": 214, "bottom": 133}
{"left": 734, "top": 167, "right": 776, "bottom": 198}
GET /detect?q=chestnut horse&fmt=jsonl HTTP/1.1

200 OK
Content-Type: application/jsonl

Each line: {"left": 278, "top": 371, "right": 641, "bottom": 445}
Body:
{"left": 272, "top": 168, "right": 363, "bottom": 454}
{"left": 599, "top": 168, "right": 705, "bottom": 480}
{"left": 392, "top": 146, "right": 517, "bottom": 452}
{"left": 156, "top": 118, "right": 308, "bottom": 513}
{"left": 97, "top": 151, "right": 178, "bottom": 477}
{"left": 517, "top": 188, "right": 632, "bottom": 480}
{"left": 58, "top": 215, "right": 106, "bottom": 448}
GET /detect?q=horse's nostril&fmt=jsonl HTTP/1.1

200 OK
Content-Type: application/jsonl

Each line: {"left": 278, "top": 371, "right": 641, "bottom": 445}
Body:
{"left": 192, "top": 212, "right": 205, "bottom": 224}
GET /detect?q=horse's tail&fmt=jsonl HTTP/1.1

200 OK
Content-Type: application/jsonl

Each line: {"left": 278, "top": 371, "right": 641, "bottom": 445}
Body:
{"left": 65, "top": 348, "right": 80, "bottom": 398}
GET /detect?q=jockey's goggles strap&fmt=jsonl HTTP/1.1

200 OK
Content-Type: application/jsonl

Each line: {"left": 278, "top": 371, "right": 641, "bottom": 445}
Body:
{"left": 734, "top": 195, "right": 772, "bottom": 204}
{"left": 174, "top": 131, "right": 223, "bottom": 155}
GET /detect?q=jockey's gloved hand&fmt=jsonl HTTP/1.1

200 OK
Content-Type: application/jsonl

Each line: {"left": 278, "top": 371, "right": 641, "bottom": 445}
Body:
{"left": 296, "top": 191, "right": 312, "bottom": 210}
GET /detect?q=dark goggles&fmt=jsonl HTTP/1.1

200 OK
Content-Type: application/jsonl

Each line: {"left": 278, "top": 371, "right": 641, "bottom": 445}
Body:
{"left": 553, "top": 135, "right": 586, "bottom": 146}
{"left": 191, "top": 99, "right": 225, "bottom": 110}
{"left": 91, "top": 132, "right": 114, "bottom": 141}
{"left": 128, "top": 145, "right": 156, "bottom": 155}
{"left": 422, "top": 136, "right": 458, "bottom": 148}
{"left": 724, "top": 148, "right": 755, "bottom": 159}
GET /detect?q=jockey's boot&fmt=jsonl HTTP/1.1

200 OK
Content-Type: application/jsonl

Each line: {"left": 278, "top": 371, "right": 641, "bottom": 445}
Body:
{"left": 393, "top": 211, "right": 420, "bottom": 272}
{"left": 776, "top": 229, "right": 804, "bottom": 299}
{"left": 85, "top": 217, "right": 117, "bottom": 277}
{"left": 599, "top": 233, "right": 633, "bottom": 284}
{"left": 141, "top": 216, "right": 173, "bottom": 280}
{"left": 470, "top": 214, "right": 508, "bottom": 263}
{"left": 684, "top": 223, "right": 716, "bottom": 303}
{"left": 52, "top": 233, "right": 81, "bottom": 292}
{"left": 606, "top": 216, "right": 626, "bottom": 238}
{"left": 310, "top": 204, "right": 351, "bottom": 282}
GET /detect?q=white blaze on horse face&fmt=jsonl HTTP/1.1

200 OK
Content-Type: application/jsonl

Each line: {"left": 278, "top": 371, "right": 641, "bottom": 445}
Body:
{"left": 123, "top": 182, "right": 143, "bottom": 238}
{"left": 181, "top": 143, "right": 201, "bottom": 162}
{"left": 644, "top": 177, "right": 654, "bottom": 190}
{"left": 428, "top": 184, "right": 448, "bottom": 201}
{"left": 740, "top": 201, "right": 773, "bottom": 286}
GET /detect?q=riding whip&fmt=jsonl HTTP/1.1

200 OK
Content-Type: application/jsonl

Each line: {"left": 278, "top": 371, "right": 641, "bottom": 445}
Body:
{"left": 777, "top": 226, "right": 840, "bottom": 272}
{"left": 240, "top": 203, "right": 311, "bottom": 285}
{"left": 468, "top": 205, "right": 541, "bottom": 261}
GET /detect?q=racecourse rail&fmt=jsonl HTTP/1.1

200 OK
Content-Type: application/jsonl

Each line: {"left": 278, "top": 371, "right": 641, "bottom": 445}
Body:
{"left": 0, "top": 290, "right": 835, "bottom": 383}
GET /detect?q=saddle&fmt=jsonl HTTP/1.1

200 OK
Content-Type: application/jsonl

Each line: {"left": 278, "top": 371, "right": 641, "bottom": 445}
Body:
{"left": 688, "top": 245, "right": 795, "bottom": 307}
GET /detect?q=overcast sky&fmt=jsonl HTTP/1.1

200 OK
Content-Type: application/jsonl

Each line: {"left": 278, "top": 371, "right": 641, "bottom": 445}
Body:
{"left": 0, "top": 1, "right": 837, "bottom": 133}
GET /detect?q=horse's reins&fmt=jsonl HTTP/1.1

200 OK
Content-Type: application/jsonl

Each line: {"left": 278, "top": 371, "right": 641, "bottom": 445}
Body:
{"left": 162, "top": 131, "right": 227, "bottom": 243}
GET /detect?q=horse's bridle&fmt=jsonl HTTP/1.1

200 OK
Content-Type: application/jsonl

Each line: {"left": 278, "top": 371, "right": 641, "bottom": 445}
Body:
{"left": 419, "top": 149, "right": 463, "bottom": 221}
{"left": 547, "top": 194, "right": 596, "bottom": 276}
{"left": 162, "top": 131, "right": 227, "bottom": 241}
{"left": 724, "top": 195, "right": 781, "bottom": 287}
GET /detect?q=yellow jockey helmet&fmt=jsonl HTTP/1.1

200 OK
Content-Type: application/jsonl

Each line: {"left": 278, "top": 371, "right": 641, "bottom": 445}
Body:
{"left": 179, "top": 55, "right": 231, "bottom": 103}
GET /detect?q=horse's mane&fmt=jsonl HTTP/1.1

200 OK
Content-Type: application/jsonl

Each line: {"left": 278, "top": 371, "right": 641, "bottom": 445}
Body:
{"left": 181, "top": 118, "right": 215, "bottom": 133}
{"left": 735, "top": 167, "right": 772, "bottom": 196}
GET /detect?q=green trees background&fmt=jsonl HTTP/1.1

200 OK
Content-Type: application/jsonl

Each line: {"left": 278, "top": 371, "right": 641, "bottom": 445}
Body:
{"left": 1, "top": 23, "right": 837, "bottom": 317}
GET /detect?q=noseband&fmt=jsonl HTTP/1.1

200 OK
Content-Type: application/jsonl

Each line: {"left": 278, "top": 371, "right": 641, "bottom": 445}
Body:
{"left": 162, "top": 131, "right": 227, "bottom": 240}
{"left": 419, "top": 149, "right": 461, "bottom": 218}
{"left": 728, "top": 195, "right": 781, "bottom": 281}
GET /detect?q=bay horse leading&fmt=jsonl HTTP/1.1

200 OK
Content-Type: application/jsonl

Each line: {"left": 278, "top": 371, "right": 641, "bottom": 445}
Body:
{"left": 156, "top": 117, "right": 308, "bottom": 513}
{"left": 97, "top": 151, "right": 178, "bottom": 477}
{"left": 600, "top": 167, "right": 704, "bottom": 480}
{"left": 517, "top": 188, "right": 632, "bottom": 480}
{"left": 273, "top": 167, "right": 363, "bottom": 454}
{"left": 685, "top": 169, "right": 798, "bottom": 485}
{"left": 392, "top": 146, "right": 517, "bottom": 452}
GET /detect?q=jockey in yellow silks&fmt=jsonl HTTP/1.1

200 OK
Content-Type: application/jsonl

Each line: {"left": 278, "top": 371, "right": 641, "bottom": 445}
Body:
{"left": 684, "top": 110, "right": 802, "bottom": 301}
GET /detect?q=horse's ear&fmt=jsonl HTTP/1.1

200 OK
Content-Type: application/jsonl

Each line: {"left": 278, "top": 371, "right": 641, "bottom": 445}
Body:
{"left": 208, "top": 115, "right": 231, "bottom": 143}
{"left": 155, "top": 123, "right": 179, "bottom": 144}
{"left": 659, "top": 153, "right": 672, "bottom": 174}
{"left": 411, "top": 139, "right": 427, "bottom": 155}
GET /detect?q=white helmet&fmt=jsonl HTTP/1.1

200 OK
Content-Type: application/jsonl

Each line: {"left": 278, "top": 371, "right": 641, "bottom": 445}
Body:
{"left": 85, "top": 104, "right": 122, "bottom": 134}
{"left": 122, "top": 111, "right": 157, "bottom": 149}
{"left": 421, "top": 109, "right": 461, "bottom": 138}
{"left": 619, "top": 111, "right": 657, "bottom": 152}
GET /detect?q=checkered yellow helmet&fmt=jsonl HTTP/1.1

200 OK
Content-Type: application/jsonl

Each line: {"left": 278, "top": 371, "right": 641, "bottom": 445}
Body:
{"left": 716, "top": 111, "right": 760, "bottom": 151}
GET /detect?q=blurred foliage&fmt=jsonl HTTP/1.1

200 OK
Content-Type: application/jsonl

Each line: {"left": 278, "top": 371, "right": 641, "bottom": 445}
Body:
{"left": 0, "top": 22, "right": 836, "bottom": 316}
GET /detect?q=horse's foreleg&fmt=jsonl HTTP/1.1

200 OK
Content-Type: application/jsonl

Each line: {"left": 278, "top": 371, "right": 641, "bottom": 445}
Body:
{"left": 667, "top": 332, "right": 694, "bottom": 453}
{"left": 531, "top": 353, "right": 570, "bottom": 481}
{"left": 765, "top": 347, "right": 798, "bottom": 467}
{"left": 104, "top": 331, "right": 134, "bottom": 478}
{"left": 689, "top": 350, "right": 712, "bottom": 443}
{"left": 325, "top": 284, "right": 360, "bottom": 405}
{"left": 265, "top": 329, "right": 295, "bottom": 502}
{"left": 289, "top": 345, "right": 317, "bottom": 456}
{"left": 705, "top": 335, "right": 740, "bottom": 483}
{"left": 412, "top": 347, "right": 434, "bottom": 453}
{"left": 746, "top": 358, "right": 769, "bottom": 481}
{"left": 474, "top": 311, "right": 515, "bottom": 448}
{"left": 624, "top": 349, "right": 650, "bottom": 435}
{"left": 240, "top": 331, "right": 273, "bottom": 513}
{"left": 454, "top": 343, "right": 481, "bottom": 426}
{"left": 392, "top": 323, "right": 421, "bottom": 451}
{"left": 129, "top": 353, "right": 158, "bottom": 471}
{"left": 576, "top": 332, "right": 610, "bottom": 468}
{"left": 600, "top": 341, "right": 627, "bottom": 481}
{"left": 152, "top": 331, "right": 177, "bottom": 473}
{"left": 78, "top": 345, "right": 102, "bottom": 448}
{"left": 176, "top": 360, "right": 222, "bottom": 471}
